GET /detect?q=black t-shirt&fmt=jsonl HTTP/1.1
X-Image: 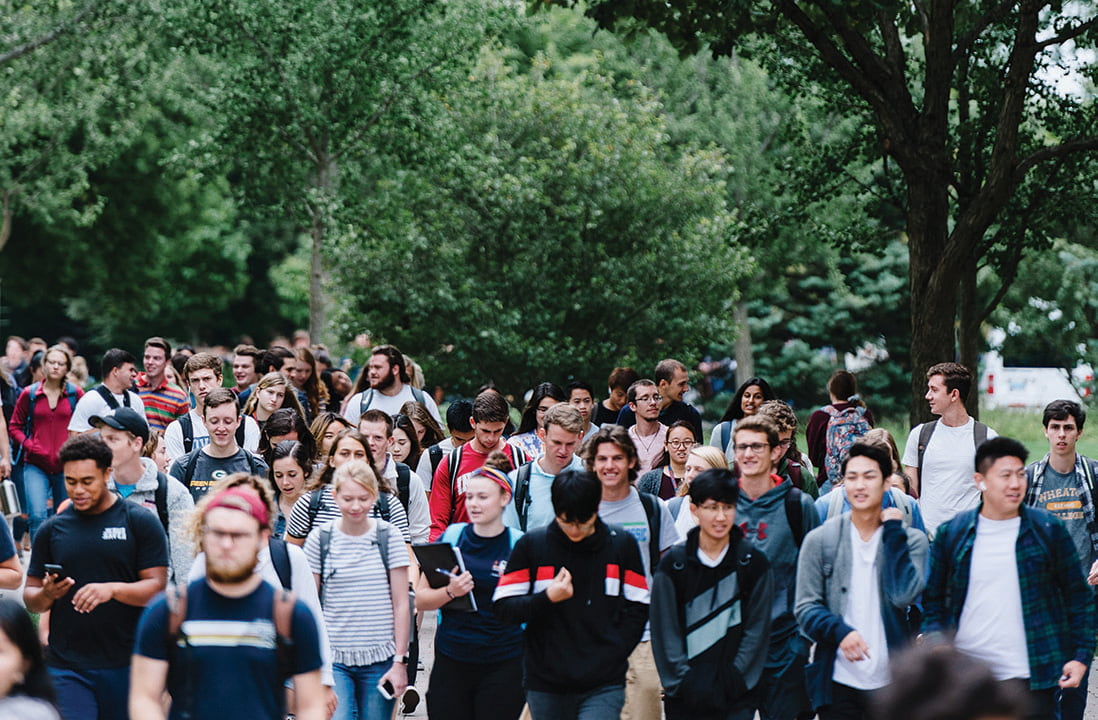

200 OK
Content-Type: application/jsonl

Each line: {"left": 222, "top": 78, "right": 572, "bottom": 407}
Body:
{"left": 28, "top": 499, "right": 169, "bottom": 669}
{"left": 169, "top": 448, "right": 269, "bottom": 502}
{"left": 612, "top": 400, "right": 703, "bottom": 441}
{"left": 592, "top": 402, "right": 621, "bottom": 427}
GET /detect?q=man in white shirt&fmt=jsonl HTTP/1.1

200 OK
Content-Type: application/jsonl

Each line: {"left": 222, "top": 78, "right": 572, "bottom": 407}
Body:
{"left": 627, "top": 380, "right": 668, "bottom": 476}
{"left": 164, "top": 353, "right": 260, "bottom": 461}
{"left": 357, "top": 409, "right": 430, "bottom": 543}
{"left": 343, "top": 345, "right": 442, "bottom": 425}
{"left": 902, "top": 362, "right": 996, "bottom": 535}
{"left": 68, "top": 348, "right": 145, "bottom": 435}
{"left": 923, "top": 436, "right": 1094, "bottom": 719}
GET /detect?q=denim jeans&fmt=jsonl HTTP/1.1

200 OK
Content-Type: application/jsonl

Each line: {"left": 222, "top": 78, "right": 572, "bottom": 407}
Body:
{"left": 526, "top": 683, "right": 626, "bottom": 720}
{"left": 333, "top": 660, "right": 396, "bottom": 720}
{"left": 24, "top": 463, "right": 66, "bottom": 541}
{"left": 50, "top": 666, "right": 131, "bottom": 720}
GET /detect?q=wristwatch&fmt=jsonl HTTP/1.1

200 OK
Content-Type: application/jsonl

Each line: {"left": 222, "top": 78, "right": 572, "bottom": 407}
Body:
{"left": 393, "top": 655, "right": 410, "bottom": 664}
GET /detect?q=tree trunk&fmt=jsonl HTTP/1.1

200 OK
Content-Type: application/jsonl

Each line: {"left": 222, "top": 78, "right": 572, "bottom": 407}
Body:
{"left": 957, "top": 254, "right": 981, "bottom": 419}
{"left": 733, "top": 300, "right": 754, "bottom": 387}
{"left": 309, "top": 152, "right": 337, "bottom": 344}
{"left": 906, "top": 178, "right": 958, "bottom": 427}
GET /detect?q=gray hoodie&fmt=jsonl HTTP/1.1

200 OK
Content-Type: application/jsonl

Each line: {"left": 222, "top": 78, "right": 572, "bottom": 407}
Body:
{"left": 110, "top": 457, "right": 195, "bottom": 582}
{"left": 736, "top": 475, "right": 820, "bottom": 646}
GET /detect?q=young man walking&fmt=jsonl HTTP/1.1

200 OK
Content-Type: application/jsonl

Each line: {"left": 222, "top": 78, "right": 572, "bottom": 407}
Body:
{"left": 795, "top": 443, "right": 928, "bottom": 719}
{"left": 651, "top": 468, "right": 774, "bottom": 720}
{"left": 343, "top": 344, "right": 442, "bottom": 425}
{"left": 68, "top": 348, "right": 145, "bottom": 435}
{"left": 902, "top": 362, "right": 997, "bottom": 535}
{"left": 131, "top": 484, "right": 326, "bottom": 720}
{"left": 627, "top": 379, "right": 668, "bottom": 476}
{"left": 733, "top": 415, "right": 820, "bottom": 720}
{"left": 25, "top": 434, "right": 168, "bottom": 720}
{"left": 1025, "top": 400, "right": 1098, "bottom": 720}
{"left": 169, "top": 388, "right": 267, "bottom": 502}
{"left": 136, "top": 337, "right": 189, "bottom": 433}
{"left": 494, "top": 468, "right": 650, "bottom": 720}
{"left": 503, "top": 403, "right": 586, "bottom": 532}
{"left": 923, "top": 437, "right": 1094, "bottom": 720}
{"left": 585, "top": 424, "right": 680, "bottom": 720}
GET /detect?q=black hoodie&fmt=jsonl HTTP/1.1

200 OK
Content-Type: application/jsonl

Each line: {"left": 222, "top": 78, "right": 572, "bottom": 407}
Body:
{"left": 493, "top": 517, "right": 650, "bottom": 693}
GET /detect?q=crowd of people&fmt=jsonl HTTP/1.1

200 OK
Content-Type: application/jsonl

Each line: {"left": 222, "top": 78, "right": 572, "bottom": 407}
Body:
{"left": 0, "top": 333, "right": 1093, "bottom": 720}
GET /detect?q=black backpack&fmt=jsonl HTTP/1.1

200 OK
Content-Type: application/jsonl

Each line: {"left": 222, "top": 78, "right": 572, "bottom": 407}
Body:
{"left": 181, "top": 449, "right": 263, "bottom": 489}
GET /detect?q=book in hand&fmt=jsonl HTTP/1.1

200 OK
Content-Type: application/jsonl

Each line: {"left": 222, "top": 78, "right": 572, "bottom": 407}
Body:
{"left": 413, "top": 542, "right": 477, "bottom": 612}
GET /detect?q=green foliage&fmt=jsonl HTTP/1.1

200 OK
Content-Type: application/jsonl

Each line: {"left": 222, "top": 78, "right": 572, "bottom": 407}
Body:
{"left": 332, "top": 48, "right": 749, "bottom": 395}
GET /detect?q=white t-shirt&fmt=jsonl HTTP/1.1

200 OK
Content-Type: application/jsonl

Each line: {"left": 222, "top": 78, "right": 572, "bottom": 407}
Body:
{"left": 343, "top": 384, "right": 442, "bottom": 426}
{"left": 382, "top": 454, "right": 430, "bottom": 544}
{"left": 833, "top": 525, "right": 890, "bottom": 690}
{"left": 163, "top": 409, "right": 261, "bottom": 461}
{"left": 954, "top": 515, "right": 1029, "bottom": 680}
{"left": 68, "top": 387, "right": 146, "bottom": 433}
{"left": 903, "top": 418, "right": 998, "bottom": 535}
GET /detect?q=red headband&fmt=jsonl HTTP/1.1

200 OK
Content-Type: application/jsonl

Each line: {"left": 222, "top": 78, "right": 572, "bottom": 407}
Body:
{"left": 204, "top": 487, "right": 270, "bottom": 527}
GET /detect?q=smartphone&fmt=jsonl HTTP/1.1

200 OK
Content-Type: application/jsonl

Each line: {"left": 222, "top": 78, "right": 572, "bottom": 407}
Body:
{"left": 44, "top": 563, "right": 64, "bottom": 577}
{"left": 377, "top": 679, "right": 395, "bottom": 700}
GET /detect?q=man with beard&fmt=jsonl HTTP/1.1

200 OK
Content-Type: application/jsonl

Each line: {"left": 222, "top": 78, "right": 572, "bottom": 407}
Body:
{"left": 343, "top": 344, "right": 442, "bottom": 425}
{"left": 130, "top": 483, "right": 326, "bottom": 720}
{"left": 25, "top": 434, "right": 168, "bottom": 720}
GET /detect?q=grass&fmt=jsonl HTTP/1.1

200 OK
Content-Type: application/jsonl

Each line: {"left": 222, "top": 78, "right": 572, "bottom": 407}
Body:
{"left": 876, "top": 407, "right": 1098, "bottom": 463}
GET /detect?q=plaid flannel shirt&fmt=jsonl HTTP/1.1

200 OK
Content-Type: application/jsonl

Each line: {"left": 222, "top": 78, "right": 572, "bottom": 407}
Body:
{"left": 923, "top": 504, "right": 1095, "bottom": 690}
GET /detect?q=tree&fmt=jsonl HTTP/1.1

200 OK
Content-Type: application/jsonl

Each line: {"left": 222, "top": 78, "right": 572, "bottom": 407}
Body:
{"left": 331, "top": 49, "right": 749, "bottom": 395}
{"left": 554, "top": 0, "right": 1098, "bottom": 421}
{"left": 168, "top": 0, "right": 513, "bottom": 343}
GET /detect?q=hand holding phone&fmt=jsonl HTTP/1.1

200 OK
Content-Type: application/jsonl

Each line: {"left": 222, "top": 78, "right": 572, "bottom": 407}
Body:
{"left": 377, "top": 679, "right": 396, "bottom": 700}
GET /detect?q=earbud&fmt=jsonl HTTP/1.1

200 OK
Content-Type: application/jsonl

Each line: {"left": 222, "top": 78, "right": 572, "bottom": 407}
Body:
{"left": 978, "top": 482, "right": 988, "bottom": 492}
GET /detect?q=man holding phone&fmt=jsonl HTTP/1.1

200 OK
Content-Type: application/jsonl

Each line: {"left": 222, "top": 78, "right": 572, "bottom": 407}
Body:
{"left": 24, "top": 434, "right": 169, "bottom": 720}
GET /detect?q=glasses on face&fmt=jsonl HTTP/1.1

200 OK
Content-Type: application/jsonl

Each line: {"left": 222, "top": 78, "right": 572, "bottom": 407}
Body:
{"left": 635, "top": 395, "right": 662, "bottom": 404}
{"left": 666, "top": 440, "right": 696, "bottom": 450}
{"left": 203, "top": 527, "right": 257, "bottom": 545}
{"left": 734, "top": 442, "right": 770, "bottom": 455}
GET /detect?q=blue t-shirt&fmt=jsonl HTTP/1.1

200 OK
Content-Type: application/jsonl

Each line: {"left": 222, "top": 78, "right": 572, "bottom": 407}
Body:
{"left": 436, "top": 524, "right": 523, "bottom": 663}
{"left": 134, "top": 579, "right": 323, "bottom": 720}
{"left": 0, "top": 518, "right": 15, "bottom": 562}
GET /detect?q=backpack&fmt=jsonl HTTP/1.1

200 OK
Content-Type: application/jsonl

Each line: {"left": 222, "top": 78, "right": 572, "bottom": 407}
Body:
{"left": 165, "top": 582, "right": 296, "bottom": 719}
{"left": 446, "top": 443, "right": 525, "bottom": 497}
{"left": 636, "top": 491, "right": 665, "bottom": 573}
{"left": 719, "top": 420, "right": 734, "bottom": 455}
{"left": 916, "top": 419, "right": 989, "bottom": 474}
{"left": 95, "top": 384, "right": 132, "bottom": 409}
{"left": 395, "top": 462, "right": 412, "bottom": 512}
{"left": 180, "top": 412, "right": 246, "bottom": 455}
{"left": 512, "top": 463, "right": 535, "bottom": 531}
{"left": 14, "top": 382, "right": 78, "bottom": 464}
{"left": 317, "top": 519, "right": 393, "bottom": 603}
{"left": 784, "top": 486, "right": 807, "bottom": 549}
{"left": 823, "top": 405, "right": 871, "bottom": 487}
{"left": 181, "top": 449, "right": 263, "bottom": 489}
{"left": 359, "top": 387, "right": 427, "bottom": 417}
{"left": 428, "top": 444, "right": 444, "bottom": 476}
{"left": 826, "top": 486, "right": 915, "bottom": 527}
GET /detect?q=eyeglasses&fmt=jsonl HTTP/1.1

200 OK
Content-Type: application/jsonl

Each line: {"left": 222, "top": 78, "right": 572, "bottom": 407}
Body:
{"left": 634, "top": 395, "right": 662, "bottom": 404}
{"left": 666, "top": 440, "right": 696, "bottom": 449}
{"left": 695, "top": 502, "right": 735, "bottom": 515}
{"left": 734, "top": 442, "right": 771, "bottom": 454}
{"left": 203, "top": 527, "right": 258, "bottom": 545}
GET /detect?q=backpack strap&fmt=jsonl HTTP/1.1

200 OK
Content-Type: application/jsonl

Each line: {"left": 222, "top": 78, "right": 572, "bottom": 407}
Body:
{"left": 182, "top": 451, "right": 200, "bottom": 489}
{"left": 916, "top": 420, "right": 937, "bottom": 474}
{"left": 887, "top": 487, "right": 914, "bottom": 527}
{"left": 428, "top": 444, "right": 443, "bottom": 475}
{"left": 180, "top": 413, "right": 195, "bottom": 455}
{"left": 154, "top": 472, "right": 171, "bottom": 535}
{"left": 378, "top": 492, "right": 392, "bottom": 522}
{"left": 235, "top": 421, "right": 246, "bottom": 449}
{"left": 410, "top": 387, "right": 427, "bottom": 406}
{"left": 973, "top": 421, "right": 989, "bottom": 448}
{"left": 784, "top": 486, "right": 805, "bottom": 548}
{"left": 244, "top": 450, "right": 261, "bottom": 477}
{"left": 318, "top": 522, "right": 333, "bottom": 602}
{"left": 307, "top": 488, "right": 324, "bottom": 528}
{"left": 513, "top": 463, "right": 534, "bottom": 531}
{"left": 720, "top": 421, "right": 732, "bottom": 454}
{"left": 359, "top": 389, "right": 375, "bottom": 416}
{"left": 272, "top": 587, "right": 295, "bottom": 640}
{"left": 440, "top": 522, "right": 467, "bottom": 546}
{"left": 268, "top": 536, "right": 293, "bottom": 591}
{"left": 637, "top": 491, "right": 663, "bottom": 573}
{"left": 395, "top": 463, "right": 411, "bottom": 512}
{"left": 22, "top": 382, "right": 42, "bottom": 439}
{"left": 95, "top": 384, "right": 123, "bottom": 409}
{"left": 166, "top": 583, "right": 188, "bottom": 639}
{"left": 447, "top": 445, "right": 464, "bottom": 497}
{"left": 64, "top": 382, "right": 78, "bottom": 413}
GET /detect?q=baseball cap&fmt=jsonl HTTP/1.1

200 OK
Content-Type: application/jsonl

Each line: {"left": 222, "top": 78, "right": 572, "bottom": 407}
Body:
{"left": 90, "top": 407, "right": 150, "bottom": 444}
{"left": 203, "top": 487, "right": 270, "bottom": 528}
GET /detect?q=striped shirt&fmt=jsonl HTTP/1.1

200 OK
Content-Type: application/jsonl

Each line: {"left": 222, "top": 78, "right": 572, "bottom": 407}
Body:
{"left": 304, "top": 520, "right": 409, "bottom": 665}
{"left": 136, "top": 373, "right": 190, "bottom": 432}
{"left": 286, "top": 485, "right": 411, "bottom": 543}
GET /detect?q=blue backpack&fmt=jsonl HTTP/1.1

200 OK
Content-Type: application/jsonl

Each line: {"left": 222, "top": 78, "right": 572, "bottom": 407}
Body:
{"left": 823, "top": 405, "right": 870, "bottom": 487}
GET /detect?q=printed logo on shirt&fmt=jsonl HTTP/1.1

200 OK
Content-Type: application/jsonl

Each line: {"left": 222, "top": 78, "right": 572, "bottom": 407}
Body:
{"left": 492, "top": 559, "right": 508, "bottom": 578}
{"left": 617, "top": 520, "right": 650, "bottom": 548}
{"left": 1039, "top": 487, "right": 1084, "bottom": 521}
{"left": 102, "top": 527, "right": 128, "bottom": 540}
{"left": 740, "top": 520, "right": 768, "bottom": 541}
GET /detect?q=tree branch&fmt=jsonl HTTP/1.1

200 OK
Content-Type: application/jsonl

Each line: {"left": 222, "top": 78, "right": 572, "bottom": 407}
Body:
{"left": 1036, "top": 17, "right": 1098, "bottom": 49}
{"left": 0, "top": 1, "right": 100, "bottom": 66}
{"left": 951, "top": 0, "right": 1015, "bottom": 67}
{"left": 1014, "top": 137, "right": 1098, "bottom": 180}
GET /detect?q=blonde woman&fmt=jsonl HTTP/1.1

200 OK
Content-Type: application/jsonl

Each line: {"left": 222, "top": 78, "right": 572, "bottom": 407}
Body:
{"left": 668, "top": 445, "right": 728, "bottom": 536}
{"left": 305, "top": 460, "right": 410, "bottom": 720}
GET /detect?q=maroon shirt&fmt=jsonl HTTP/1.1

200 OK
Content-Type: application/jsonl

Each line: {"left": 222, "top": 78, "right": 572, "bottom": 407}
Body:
{"left": 10, "top": 383, "right": 84, "bottom": 474}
